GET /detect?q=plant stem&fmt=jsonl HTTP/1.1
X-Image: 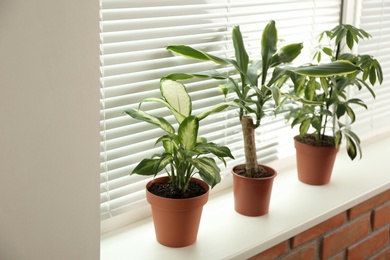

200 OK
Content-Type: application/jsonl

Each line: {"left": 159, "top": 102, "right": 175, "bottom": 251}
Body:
{"left": 241, "top": 116, "right": 259, "bottom": 177}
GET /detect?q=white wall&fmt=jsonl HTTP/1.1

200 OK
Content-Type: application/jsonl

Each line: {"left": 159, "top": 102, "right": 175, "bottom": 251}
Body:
{"left": 0, "top": 1, "right": 100, "bottom": 259}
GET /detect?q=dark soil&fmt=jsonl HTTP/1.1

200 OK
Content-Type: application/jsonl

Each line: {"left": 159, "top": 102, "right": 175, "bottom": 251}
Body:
{"left": 148, "top": 181, "right": 206, "bottom": 199}
{"left": 234, "top": 165, "right": 274, "bottom": 178}
{"left": 295, "top": 134, "right": 334, "bottom": 147}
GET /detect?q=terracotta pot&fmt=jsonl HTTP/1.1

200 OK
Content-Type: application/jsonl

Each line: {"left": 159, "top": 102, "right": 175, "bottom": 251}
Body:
{"left": 146, "top": 176, "right": 209, "bottom": 247}
{"left": 232, "top": 164, "right": 276, "bottom": 216}
{"left": 294, "top": 136, "right": 339, "bottom": 185}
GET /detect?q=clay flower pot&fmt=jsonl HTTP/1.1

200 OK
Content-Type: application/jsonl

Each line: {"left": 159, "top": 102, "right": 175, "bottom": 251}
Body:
{"left": 146, "top": 176, "right": 209, "bottom": 247}
{"left": 232, "top": 164, "right": 276, "bottom": 216}
{"left": 294, "top": 136, "right": 339, "bottom": 185}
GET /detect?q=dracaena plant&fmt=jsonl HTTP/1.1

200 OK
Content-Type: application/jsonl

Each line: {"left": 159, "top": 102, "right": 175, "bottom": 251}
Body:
{"left": 285, "top": 24, "right": 383, "bottom": 160}
{"left": 125, "top": 78, "right": 235, "bottom": 192}
{"left": 166, "top": 20, "right": 303, "bottom": 177}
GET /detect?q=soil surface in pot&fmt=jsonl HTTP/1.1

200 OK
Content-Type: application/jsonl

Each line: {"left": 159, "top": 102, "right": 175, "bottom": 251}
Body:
{"left": 234, "top": 165, "right": 273, "bottom": 178}
{"left": 296, "top": 134, "right": 334, "bottom": 147}
{"left": 148, "top": 181, "right": 206, "bottom": 199}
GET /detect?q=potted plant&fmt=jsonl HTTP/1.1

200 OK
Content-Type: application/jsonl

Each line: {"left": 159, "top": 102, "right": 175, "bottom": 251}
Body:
{"left": 166, "top": 20, "right": 303, "bottom": 216}
{"left": 125, "top": 78, "right": 235, "bottom": 247}
{"left": 284, "top": 24, "right": 383, "bottom": 185}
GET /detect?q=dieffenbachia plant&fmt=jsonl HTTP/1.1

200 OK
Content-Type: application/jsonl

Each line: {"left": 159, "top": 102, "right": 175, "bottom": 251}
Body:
{"left": 125, "top": 78, "right": 235, "bottom": 191}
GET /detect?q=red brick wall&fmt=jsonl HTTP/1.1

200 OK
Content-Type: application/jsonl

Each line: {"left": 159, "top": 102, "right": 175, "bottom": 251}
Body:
{"left": 250, "top": 189, "right": 390, "bottom": 260}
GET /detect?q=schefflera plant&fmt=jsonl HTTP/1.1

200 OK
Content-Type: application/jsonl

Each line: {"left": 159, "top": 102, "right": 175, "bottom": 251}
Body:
{"left": 125, "top": 78, "right": 235, "bottom": 192}
{"left": 286, "top": 24, "right": 383, "bottom": 160}
{"left": 166, "top": 20, "right": 303, "bottom": 177}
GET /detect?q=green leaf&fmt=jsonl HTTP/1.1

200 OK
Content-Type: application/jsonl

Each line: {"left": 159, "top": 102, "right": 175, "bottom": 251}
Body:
{"left": 291, "top": 60, "right": 361, "bottom": 77}
{"left": 270, "top": 42, "right": 303, "bottom": 66}
{"left": 261, "top": 20, "right": 278, "bottom": 85}
{"left": 334, "top": 130, "right": 342, "bottom": 148}
{"left": 197, "top": 101, "right": 240, "bottom": 121}
{"left": 300, "top": 118, "right": 311, "bottom": 136}
{"left": 195, "top": 142, "right": 234, "bottom": 159}
{"left": 131, "top": 158, "right": 161, "bottom": 176}
{"left": 336, "top": 103, "right": 346, "bottom": 118}
{"left": 311, "top": 116, "right": 321, "bottom": 133}
{"left": 346, "top": 30, "right": 354, "bottom": 49}
{"left": 167, "top": 45, "right": 230, "bottom": 66}
{"left": 232, "top": 26, "right": 249, "bottom": 73}
{"left": 322, "top": 47, "right": 333, "bottom": 56}
{"left": 347, "top": 98, "right": 368, "bottom": 109}
{"left": 167, "top": 45, "right": 252, "bottom": 85}
{"left": 160, "top": 79, "right": 191, "bottom": 123}
{"left": 345, "top": 135, "right": 357, "bottom": 160}
{"left": 191, "top": 157, "right": 221, "bottom": 188}
{"left": 369, "top": 66, "right": 377, "bottom": 85}
{"left": 343, "top": 129, "right": 362, "bottom": 160}
{"left": 305, "top": 78, "right": 316, "bottom": 101}
{"left": 178, "top": 116, "right": 198, "bottom": 150}
{"left": 125, "top": 109, "right": 175, "bottom": 134}
{"left": 345, "top": 105, "right": 356, "bottom": 123}
{"left": 268, "top": 86, "right": 281, "bottom": 106}
{"left": 320, "top": 77, "right": 329, "bottom": 95}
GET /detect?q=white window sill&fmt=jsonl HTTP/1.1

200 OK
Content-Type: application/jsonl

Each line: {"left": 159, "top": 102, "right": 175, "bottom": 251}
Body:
{"left": 101, "top": 128, "right": 390, "bottom": 260}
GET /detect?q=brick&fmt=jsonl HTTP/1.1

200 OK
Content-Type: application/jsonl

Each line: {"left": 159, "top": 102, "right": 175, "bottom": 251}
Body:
{"left": 322, "top": 214, "right": 371, "bottom": 259}
{"left": 372, "top": 202, "right": 390, "bottom": 230}
{"left": 347, "top": 227, "right": 389, "bottom": 260}
{"left": 348, "top": 190, "right": 390, "bottom": 219}
{"left": 370, "top": 246, "right": 390, "bottom": 260}
{"left": 291, "top": 212, "right": 346, "bottom": 248}
{"left": 327, "top": 251, "right": 345, "bottom": 260}
{"left": 281, "top": 241, "right": 316, "bottom": 260}
{"left": 249, "top": 241, "right": 289, "bottom": 260}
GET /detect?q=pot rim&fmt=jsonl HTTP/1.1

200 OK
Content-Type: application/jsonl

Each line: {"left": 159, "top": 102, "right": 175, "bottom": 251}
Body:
{"left": 146, "top": 176, "right": 210, "bottom": 202}
{"left": 231, "top": 164, "right": 277, "bottom": 180}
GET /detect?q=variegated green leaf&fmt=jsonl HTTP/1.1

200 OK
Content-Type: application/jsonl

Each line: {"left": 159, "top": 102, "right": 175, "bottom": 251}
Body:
{"left": 178, "top": 116, "right": 198, "bottom": 150}
{"left": 131, "top": 158, "right": 161, "bottom": 176}
{"left": 195, "top": 142, "right": 234, "bottom": 159}
{"left": 300, "top": 118, "right": 311, "bottom": 136}
{"left": 160, "top": 79, "right": 191, "bottom": 123}
{"left": 191, "top": 157, "right": 221, "bottom": 188}
{"left": 291, "top": 60, "right": 361, "bottom": 77}
{"left": 125, "top": 109, "right": 175, "bottom": 134}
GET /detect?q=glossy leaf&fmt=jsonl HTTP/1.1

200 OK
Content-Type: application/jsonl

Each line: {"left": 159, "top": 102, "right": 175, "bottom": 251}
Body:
{"left": 232, "top": 26, "right": 249, "bottom": 73}
{"left": 195, "top": 142, "right": 234, "bottom": 159}
{"left": 131, "top": 158, "right": 161, "bottom": 176}
{"left": 261, "top": 20, "right": 278, "bottom": 85}
{"left": 125, "top": 109, "right": 175, "bottom": 134}
{"left": 191, "top": 157, "right": 221, "bottom": 188}
{"left": 178, "top": 116, "right": 198, "bottom": 150}
{"left": 167, "top": 45, "right": 230, "bottom": 66}
{"left": 291, "top": 60, "right": 361, "bottom": 77}
{"left": 300, "top": 118, "right": 311, "bottom": 136}
{"left": 161, "top": 79, "right": 191, "bottom": 123}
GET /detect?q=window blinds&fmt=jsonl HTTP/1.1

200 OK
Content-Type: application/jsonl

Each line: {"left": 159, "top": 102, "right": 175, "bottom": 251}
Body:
{"left": 100, "top": 0, "right": 342, "bottom": 223}
{"left": 353, "top": 0, "right": 390, "bottom": 135}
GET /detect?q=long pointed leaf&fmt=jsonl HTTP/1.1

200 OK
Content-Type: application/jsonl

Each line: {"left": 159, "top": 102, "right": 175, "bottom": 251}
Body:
{"left": 291, "top": 60, "right": 361, "bottom": 77}
{"left": 197, "top": 101, "right": 241, "bottom": 121}
{"left": 261, "top": 20, "right": 278, "bottom": 85}
{"left": 167, "top": 45, "right": 230, "bottom": 65}
{"left": 232, "top": 26, "right": 249, "bottom": 73}
{"left": 195, "top": 142, "right": 234, "bottom": 159}
{"left": 125, "top": 109, "right": 175, "bottom": 134}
